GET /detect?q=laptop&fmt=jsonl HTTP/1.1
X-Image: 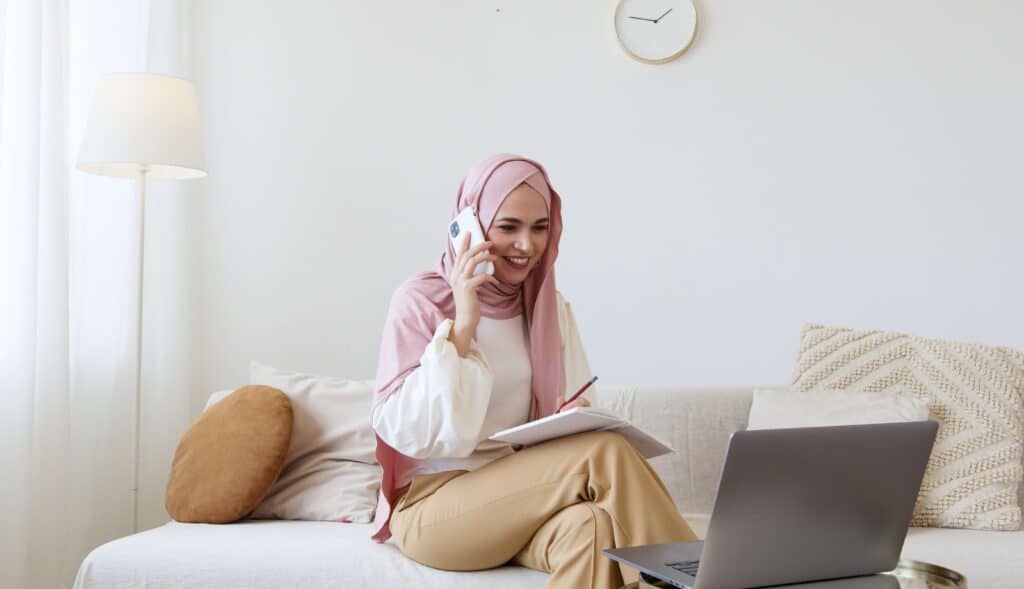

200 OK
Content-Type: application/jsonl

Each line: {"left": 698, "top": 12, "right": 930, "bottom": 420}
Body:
{"left": 604, "top": 421, "right": 938, "bottom": 589}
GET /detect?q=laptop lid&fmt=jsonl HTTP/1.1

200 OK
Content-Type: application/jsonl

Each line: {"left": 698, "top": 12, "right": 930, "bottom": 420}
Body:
{"left": 695, "top": 421, "right": 937, "bottom": 589}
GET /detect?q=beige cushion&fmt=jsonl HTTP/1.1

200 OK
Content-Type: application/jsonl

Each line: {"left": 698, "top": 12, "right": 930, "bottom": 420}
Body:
{"left": 244, "top": 361, "right": 381, "bottom": 523}
{"left": 791, "top": 323, "right": 1024, "bottom": 530}
{"left": 593, "top": 385, "right": 756, "bottom": 519}
{"left": 747, "top": 388, "right": 930, "bottom": 430}
{"left": 166, "top": 385, "right": 293, "bottom": 523}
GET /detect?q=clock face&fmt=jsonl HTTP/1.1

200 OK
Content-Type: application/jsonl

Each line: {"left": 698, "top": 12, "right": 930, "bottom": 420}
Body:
{"left": 614, "top": 0, "right": 698, "bottom": 64}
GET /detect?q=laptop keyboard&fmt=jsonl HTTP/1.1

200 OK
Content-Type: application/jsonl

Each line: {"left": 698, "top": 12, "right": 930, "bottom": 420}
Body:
{"left": 664, "top": 560, "right": 700, "bottom": 576}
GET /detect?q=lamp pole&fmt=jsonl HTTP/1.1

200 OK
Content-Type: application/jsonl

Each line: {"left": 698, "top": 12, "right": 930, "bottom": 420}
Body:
{"left": 131, "top": 166, "right": 149, "bottom": 533}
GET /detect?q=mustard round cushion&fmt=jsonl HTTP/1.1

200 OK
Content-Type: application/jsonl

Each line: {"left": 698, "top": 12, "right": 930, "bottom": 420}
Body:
{"left": 166, "top": 385, "right": 293, "bottom": 523}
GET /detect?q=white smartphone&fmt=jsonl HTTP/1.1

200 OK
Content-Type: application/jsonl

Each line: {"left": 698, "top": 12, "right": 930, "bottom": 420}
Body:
{"left": 448, "top": 207, "right": 495, "bottom": 277}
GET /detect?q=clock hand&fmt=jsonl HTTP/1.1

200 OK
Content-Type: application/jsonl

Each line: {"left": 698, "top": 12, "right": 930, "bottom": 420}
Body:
{"left": 654, "top": 8, "right": 673, "bottom": 23}
{"left": 628, "top": 15, "right": 658, "bottom": 22}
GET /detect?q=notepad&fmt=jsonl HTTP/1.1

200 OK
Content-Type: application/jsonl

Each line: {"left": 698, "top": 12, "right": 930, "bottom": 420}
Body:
{"left": 488, "top": 407, "right": 674, "bottom": 459}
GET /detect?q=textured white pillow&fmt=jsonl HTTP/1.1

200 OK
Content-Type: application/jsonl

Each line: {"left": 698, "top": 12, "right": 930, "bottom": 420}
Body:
{"left": 748, "top": 388, "right": 930, "bottom": 431}
{"left": 242, "top": 361, "right": 381, "bottom": 523}
{"left": 792, "top": 323, "right": 1024, "bottom": 531}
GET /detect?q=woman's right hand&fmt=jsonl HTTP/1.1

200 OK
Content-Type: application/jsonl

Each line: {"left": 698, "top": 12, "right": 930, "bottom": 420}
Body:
{"left": 450, "top": 233, "right": 499, "bottom": 348}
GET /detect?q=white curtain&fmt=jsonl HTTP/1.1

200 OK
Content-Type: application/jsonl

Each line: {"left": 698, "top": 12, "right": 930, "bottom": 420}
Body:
{"left": 0, "top": 1, "right": 196, "bottom": 587}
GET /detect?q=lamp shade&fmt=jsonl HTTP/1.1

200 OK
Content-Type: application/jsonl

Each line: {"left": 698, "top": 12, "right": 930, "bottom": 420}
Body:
{"left": 77, "top": 73, "right": 207, "bottom": 180}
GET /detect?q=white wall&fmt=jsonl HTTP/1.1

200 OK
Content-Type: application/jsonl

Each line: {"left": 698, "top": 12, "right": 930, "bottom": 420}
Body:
{"left": 187, "top": 0, "right": 1023, "bottom": 412}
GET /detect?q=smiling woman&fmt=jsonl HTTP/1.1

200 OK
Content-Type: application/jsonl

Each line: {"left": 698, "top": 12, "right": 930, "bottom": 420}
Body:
{"left": 368, "top": 153, "right": 698, "bottom": 588}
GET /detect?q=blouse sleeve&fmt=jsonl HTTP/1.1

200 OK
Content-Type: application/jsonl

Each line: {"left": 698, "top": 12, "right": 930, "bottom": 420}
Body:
{"left": 372, "top": 318, "right": 494, "bottom": 459}
{"left": 557, "top": 291, "right": 596, "bottom": 402}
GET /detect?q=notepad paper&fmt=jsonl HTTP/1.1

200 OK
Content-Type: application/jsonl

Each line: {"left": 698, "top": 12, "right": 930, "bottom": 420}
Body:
{"left": 488, "top": 407, "right": 674, "bottom": 459}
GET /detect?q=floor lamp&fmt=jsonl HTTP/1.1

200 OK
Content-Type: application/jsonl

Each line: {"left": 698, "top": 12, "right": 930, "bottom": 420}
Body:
{"left": 77, "top": 73, "right": 207, "bottom": 533}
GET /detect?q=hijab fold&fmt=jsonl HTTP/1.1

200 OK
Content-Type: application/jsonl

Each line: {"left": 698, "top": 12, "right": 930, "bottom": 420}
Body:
{"left": 370, "top": 154, "right": 565, "bottom": 542}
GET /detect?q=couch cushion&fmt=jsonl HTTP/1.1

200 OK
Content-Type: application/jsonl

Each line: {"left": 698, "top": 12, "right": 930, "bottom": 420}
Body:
{"left": 593, "top": 385, "right": 756, "bottom": 518}
{"left": 75, "top": 520, "right": 1021, "bottom": 589}
{"left": 74, "top": 521, "right": 547, "bottom": 588}
{"left": 747, "top": 388, "right": 929, "bottom": 430}
{"left": 166, "top": 385, "right": 293, "bottom": 523}
{"left": 205, "top": 362, "right": 383, "bottom": 523}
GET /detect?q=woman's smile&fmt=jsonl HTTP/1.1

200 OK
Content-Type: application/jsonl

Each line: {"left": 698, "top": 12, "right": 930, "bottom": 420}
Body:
{"left": 501, "top": 255, "right": 530, "bottom": 269}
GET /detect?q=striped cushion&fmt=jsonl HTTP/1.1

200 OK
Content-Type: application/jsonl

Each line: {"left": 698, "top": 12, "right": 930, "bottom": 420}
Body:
{"left": 792, "top": 323, "right": 1024, "bottom": 530}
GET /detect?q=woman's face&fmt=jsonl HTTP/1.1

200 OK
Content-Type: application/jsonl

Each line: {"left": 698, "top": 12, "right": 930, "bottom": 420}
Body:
{"left": 486, "top": 183, "right": 550, "bottom": 285}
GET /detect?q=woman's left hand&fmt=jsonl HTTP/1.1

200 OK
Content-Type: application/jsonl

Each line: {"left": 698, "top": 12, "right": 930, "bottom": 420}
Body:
{"left": 556, "top": 394, "right": 591, "bottom": 413}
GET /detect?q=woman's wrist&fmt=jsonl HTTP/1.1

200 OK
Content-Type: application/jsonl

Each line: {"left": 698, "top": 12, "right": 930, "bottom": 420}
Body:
{"left": 449, "top": 319, "right": 476, "bottom": 358}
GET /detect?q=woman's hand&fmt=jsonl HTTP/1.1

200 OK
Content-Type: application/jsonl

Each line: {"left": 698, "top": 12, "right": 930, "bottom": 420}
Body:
{"left": 555, "top": 394, "right": 591, "bottom": 413}
{"left": 449, "top": 233, "right": 499, "bottom": 356}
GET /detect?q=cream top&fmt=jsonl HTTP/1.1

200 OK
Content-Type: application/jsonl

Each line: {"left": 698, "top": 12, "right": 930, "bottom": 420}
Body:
{"left": 372, "top": 292, "right": 594, "bottom": 487}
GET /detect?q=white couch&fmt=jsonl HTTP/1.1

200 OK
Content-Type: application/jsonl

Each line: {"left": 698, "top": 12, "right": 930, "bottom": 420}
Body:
{"left": 75, "top": 385, "right": 1024, "bottom": 588}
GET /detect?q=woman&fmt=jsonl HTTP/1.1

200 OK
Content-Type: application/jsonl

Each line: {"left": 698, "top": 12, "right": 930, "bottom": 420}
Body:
{"left": 371, "top": 154, "right": 696, "bottom": 588}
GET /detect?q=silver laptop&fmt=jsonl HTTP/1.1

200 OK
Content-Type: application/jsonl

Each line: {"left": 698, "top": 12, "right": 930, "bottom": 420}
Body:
{"left": 604, "top": 421, "right": 938, "bottom": 589}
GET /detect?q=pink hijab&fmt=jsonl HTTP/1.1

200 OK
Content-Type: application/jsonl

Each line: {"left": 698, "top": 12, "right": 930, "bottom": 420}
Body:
{"left": 370, "top": 154, "right": 566, "bottom": 542}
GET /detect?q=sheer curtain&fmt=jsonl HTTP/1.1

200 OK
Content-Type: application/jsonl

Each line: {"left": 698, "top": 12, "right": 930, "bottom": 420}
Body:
{"left": 0, "top": 1, "right": 197, "bottom": 587}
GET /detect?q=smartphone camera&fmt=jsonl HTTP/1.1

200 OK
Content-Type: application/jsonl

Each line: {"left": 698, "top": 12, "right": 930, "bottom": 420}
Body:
{"left": 449, "top": 221, "right": 460, "bottom": 239}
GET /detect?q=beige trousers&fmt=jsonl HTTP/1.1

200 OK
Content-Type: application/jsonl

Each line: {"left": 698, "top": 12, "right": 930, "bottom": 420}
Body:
{"left": 390, "top": 431, "right": 698, "bottom": 589}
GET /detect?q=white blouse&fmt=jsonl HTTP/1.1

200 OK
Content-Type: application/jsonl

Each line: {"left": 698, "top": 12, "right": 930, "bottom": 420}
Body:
{"left": 372, "top": 292, "right": 594, "bottom": 487}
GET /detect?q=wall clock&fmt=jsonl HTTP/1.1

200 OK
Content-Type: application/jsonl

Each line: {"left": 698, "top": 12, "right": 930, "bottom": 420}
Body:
{"left": 614, "top": 0, "right": 698, "bottom": 64}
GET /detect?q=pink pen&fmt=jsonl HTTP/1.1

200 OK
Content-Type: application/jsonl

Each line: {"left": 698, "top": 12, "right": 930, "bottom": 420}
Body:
{"left": 556, "top": 376, "right": 599, "bottom": 413}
